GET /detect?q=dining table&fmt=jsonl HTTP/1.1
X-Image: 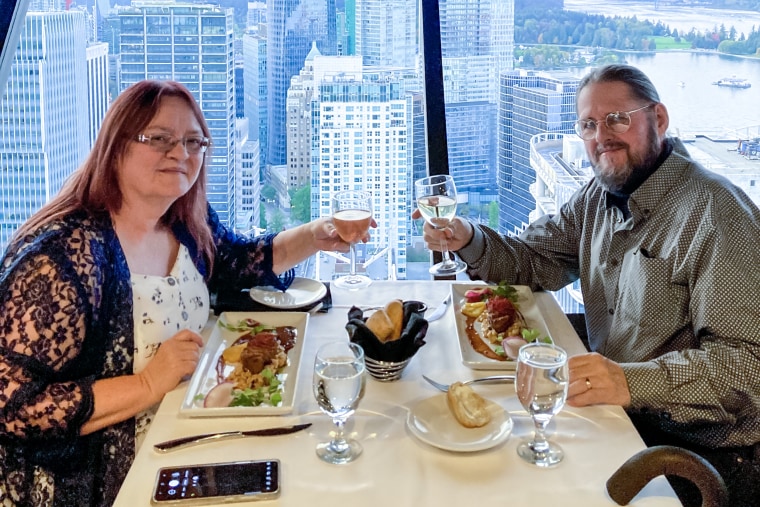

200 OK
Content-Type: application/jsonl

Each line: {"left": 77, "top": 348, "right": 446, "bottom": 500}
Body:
{"left": 113, "top": 280, "right": 681, "bottom": 506}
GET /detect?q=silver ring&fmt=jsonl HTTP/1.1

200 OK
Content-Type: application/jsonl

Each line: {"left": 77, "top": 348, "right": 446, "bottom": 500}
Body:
{"left": 585, "top": 378, "right": 592, "bottom": 391}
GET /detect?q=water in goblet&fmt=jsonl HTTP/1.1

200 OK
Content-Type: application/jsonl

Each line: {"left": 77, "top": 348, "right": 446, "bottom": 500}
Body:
{"left": 414, "top": 175, "right": 467, "bottom": 276}
{"left": 331, "top": 190, "right": 373, "bottom": 289}
{"left": 515, "top": 342, "right": 569, "bottom": 467}
{"left": 313, "top": 341, "right": 366, "bottom": 464}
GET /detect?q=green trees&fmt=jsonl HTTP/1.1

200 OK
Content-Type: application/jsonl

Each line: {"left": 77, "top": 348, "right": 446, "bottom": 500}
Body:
{"left": 289, "top": 185, "right": 311, "bottom": 224}
{"left": 514, "top": 6, "right": 758, "bottom": 57}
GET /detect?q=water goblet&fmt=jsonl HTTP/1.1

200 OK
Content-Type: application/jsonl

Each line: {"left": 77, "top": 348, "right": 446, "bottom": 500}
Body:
{"left": 414, "top": 175, "right": 467, "bottom": 276}
{"left": 331, "top": 190, "right": 373, "bottom": 289}
{"left": 514, "top": 342, "right": 569, "bottom": 467}
{"left": 312, "top": 341, "right": 366, "bottom": 464}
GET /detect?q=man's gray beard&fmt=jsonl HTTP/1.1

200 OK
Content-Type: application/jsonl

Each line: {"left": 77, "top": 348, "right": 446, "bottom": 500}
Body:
{"left": 592, "top": 125, "right": 661, "bottom": 194}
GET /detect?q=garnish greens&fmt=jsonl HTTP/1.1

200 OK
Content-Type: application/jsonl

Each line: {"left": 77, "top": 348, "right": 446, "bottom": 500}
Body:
{"left": 218, "top": 318, "right": 274, "bottom": 334}
{"left": 229, "top": 368, "right": 283, "bottom": 407}
{"left": 491, "top": 281, "right": 519, "bottom": 302}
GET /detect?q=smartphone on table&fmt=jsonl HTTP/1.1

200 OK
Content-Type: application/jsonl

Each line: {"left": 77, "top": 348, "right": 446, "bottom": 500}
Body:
{"left": 151, "top": 459, "right": 280, "bottom": 505}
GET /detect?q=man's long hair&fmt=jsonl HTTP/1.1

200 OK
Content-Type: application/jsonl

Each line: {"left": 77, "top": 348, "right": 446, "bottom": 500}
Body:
{"left": 13, "top": 80, "right": 215, "bottom": 269}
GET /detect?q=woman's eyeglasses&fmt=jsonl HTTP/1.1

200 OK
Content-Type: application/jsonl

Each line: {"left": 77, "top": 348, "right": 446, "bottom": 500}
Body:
{"left": 135, "top": 133, "right": 210, "bottom": 154}
{"left": 574, "top": 104, "right": 654, "bottom": 140}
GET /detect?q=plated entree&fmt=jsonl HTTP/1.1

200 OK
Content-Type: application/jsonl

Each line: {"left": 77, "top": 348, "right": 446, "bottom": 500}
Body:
{"left": 459, "top": 282, "right": 550, "bottom": 361}
{"left": 199, "top": 318, "right": 297, "bottom": 408}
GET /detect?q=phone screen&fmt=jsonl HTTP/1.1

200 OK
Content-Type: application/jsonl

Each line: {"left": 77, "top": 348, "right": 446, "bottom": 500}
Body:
{"left": 152, "top": 459, "right": 280, "bottom": 504}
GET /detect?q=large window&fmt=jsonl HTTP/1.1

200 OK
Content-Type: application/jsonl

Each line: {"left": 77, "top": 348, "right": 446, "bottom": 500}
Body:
{"left": 1, "top": 0, "right": 759, "bottom": 291}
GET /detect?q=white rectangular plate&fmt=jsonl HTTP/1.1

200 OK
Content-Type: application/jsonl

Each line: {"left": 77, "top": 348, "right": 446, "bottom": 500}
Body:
{"left": 451, "top": 283, "right": 552, "bottom": 370}
{"left": 179, "top": 311, "right": 308, "bottom": 417}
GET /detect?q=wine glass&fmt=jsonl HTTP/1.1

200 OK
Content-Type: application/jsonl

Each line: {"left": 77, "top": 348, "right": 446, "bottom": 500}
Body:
{"left": 414, "top": 175, "right": 467, "bottom": 276}
{"left": 312, "top": 341, "right": 366, "bottom": 464}
{"left": 331, "top": 190, "right": 373, "bottom": 289}
{"left": 514, "top": 342, "right": 569, "bottom": 467}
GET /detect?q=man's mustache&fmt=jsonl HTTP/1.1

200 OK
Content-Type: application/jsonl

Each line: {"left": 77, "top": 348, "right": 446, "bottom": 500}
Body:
{"left": 595, "top": 142, "right": 628, "bottom": 156}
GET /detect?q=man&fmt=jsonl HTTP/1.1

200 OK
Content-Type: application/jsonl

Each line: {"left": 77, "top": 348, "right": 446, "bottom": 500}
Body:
{"left": 414, "top": 64, "right": 760, "bottom": 506}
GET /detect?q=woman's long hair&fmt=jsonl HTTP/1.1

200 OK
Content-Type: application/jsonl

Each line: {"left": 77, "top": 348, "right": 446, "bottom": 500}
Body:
{"left": 13, "top": 80, "right": 215, "bottom": 269}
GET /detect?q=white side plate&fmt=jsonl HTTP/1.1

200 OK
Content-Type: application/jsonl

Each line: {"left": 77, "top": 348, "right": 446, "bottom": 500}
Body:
{"left": 249, "top": 277, "right": 327, "bottom": 309}
{"left": 179, "top": 312, "right": 308, "bottom": 417}
{"left": 451, "top": 283, "right": 552, "bottom": 370}
{"left": 406, "top": 394, "right": 513, "bottom": 452}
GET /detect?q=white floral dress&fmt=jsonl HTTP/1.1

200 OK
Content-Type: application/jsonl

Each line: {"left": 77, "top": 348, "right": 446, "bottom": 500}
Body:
{"left": 131, "top": 243, "right": 210, "bottom": 448}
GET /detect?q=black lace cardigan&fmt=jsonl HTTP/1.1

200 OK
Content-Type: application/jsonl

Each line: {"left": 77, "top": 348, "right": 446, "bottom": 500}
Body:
{"left": 0, "top": 206, "right": 292, "bottom": 506}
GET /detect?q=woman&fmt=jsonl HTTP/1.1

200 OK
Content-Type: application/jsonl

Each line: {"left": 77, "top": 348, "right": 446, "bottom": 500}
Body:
{"left": 0, "top": 80, "right": 351, "bottom": 506}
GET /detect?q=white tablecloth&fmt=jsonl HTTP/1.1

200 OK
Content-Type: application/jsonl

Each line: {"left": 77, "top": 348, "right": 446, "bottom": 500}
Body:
{"left": 113, "top": 281, "right": 680, "bottom": 506}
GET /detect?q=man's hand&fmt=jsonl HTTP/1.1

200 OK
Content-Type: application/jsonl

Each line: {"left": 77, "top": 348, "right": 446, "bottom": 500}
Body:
{"left": 567, "top": 352, "right": 632, "bottom": 408}
{"left": 411, "top": 209, "right": 474, "bottom": 253}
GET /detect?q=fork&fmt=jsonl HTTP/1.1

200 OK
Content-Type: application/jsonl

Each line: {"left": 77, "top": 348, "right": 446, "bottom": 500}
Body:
{"left": 422, "top": 374, "right": 516, "bottom": 392}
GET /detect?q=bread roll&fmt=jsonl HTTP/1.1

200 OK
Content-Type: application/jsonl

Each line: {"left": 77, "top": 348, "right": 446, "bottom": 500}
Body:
{"left": 385, "top": 299, "right": 404, "bottom": 341}
{"left": 366, "top": 309, "right": 394, "bottom": 342}
{"left": 446, "top": 382, "right": 492, "bottom": 428}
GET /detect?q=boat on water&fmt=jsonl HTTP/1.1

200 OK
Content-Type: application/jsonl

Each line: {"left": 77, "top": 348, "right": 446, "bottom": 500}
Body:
{"left": 712, "top": 77, "right": 751, "bottom": 89}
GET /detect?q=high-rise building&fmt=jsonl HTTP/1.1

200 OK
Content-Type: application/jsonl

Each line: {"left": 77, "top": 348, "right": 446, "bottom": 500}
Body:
{"left": 439, "top": 0, "right": 514, "bottom": 193}
{"left": 529, "top": 133, "right": 591, "bottom": 313}
{"left": 86, "top": 42, "right": 110, "bottom": 146}
{"left": 117, "top": 1, "right": 238, "bottom": 226}
{"left": 266, "top": 0, "right": 336, "bottom": 167}
{"left": 303, "top": 57, "right": 413, "bottom": 280}
{"left": 355, "top": 0, "right": 417, "bottom": 68}
{"left": 0, "top": 10, "right": 91, "bottom": 248}
{"left": 242, "top": 28, "right": 267, "bottom": 171}
{"left": 235, "top": 117, "right": 261, "bottom": 233}
{"left": 498, "top": 70, "right": 579, "bottom": 235}
{"left": 286, "top": 43, "right": 361, "bottom": 190}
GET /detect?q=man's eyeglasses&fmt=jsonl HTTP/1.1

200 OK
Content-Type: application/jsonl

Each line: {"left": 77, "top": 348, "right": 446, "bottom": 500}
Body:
{"left": 135, "top": 133, "right": 210, "bottom": 154}
{"left": 574, "top": 104, "right": 654, "bottom": 140}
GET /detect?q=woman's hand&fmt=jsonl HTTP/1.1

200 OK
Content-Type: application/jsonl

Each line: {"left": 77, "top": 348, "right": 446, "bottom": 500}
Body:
{"left": 311, "top": 217, "right": 378, "bottom": 253}
{"left": 411, "top": 210, "right": 474, "bottom": 253}
{"left": 566, "top": 352, "right": 632, "bottom": 408}
{"left": 138, "top": 330, "right": 204, "bottom": 401}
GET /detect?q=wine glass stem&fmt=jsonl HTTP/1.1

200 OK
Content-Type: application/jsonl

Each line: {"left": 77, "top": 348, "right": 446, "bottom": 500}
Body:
{"left": 532, "top": 418, "right": 551, "bottom": 453}
{"left": 348, "top": 243, "right": 358, "bottom": 276}
{"left": 438, "top": 235, "right": 453, "bottom": 267}
{"left": 330, "top": 418, "right": 349, "bottom": 453}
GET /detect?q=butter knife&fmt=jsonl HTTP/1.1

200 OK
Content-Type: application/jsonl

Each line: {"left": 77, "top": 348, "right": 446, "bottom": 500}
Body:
{"left": 426, "top": 293, "right": 452, "bottom": 322}
{"left": 153, "top": 423, "right": 312, "bottom": 453}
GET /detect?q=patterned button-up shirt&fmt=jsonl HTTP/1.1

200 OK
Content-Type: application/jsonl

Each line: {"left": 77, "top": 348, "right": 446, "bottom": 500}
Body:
{"left": 458, "top": 138, "right": 760, "bottom": 448}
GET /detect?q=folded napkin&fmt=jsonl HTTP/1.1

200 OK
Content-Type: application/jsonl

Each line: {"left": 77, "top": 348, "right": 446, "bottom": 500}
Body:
{"left": 345, "top": 302, "right": 429, "bottom": 362}
{"left": 213, "top": 283, "right": 332, "bottom": 315}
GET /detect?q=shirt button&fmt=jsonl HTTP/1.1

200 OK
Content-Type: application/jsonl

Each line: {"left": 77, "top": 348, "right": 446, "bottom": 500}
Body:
{"left": 610, "top": 259, "right": 619, "bottom": 267}
{"left": 608, "top": 308, "right": 614, "bottom": 315}
{"left": 167, "top": 277, "right": 176, "bottom": 286}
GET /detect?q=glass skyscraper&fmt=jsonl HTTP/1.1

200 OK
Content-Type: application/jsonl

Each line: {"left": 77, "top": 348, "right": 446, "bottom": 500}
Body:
{"left": 266, "top": 0, "right": 336, "bottom": 167}
{"left": 439, "top": 0, "right": 514, "bottom": 193}
{"left": 0, "top": 10, "right": 91, "bottom": 248}
{"left": 498, "top": 70, "right": 579, "bottom": 235}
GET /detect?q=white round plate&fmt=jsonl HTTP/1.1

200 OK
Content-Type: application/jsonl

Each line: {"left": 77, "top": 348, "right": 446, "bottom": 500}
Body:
{"left": 249, "top": 277, "right": 327, "bottom": 309}
{"left": 406, "top": 394, "right": 513, "bottom": 452}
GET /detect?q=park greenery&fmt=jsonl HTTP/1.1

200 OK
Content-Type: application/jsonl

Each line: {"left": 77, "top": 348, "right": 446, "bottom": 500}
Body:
{"left": 514, "top": 0, "right": 760, "bottom": 70}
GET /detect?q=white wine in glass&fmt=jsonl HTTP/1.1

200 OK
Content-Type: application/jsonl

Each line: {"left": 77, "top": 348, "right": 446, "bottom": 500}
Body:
{"left": 331, "top": 190, "right": 373, "bottom": 289}
{"left": 313, "top": 341, "right": 366, "bottom": 464}
{"left": 515, "top": 342, "right": 569, "bottom": 467}
{"left": 414, "top": 175, "right": 467, "bottom": 276}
